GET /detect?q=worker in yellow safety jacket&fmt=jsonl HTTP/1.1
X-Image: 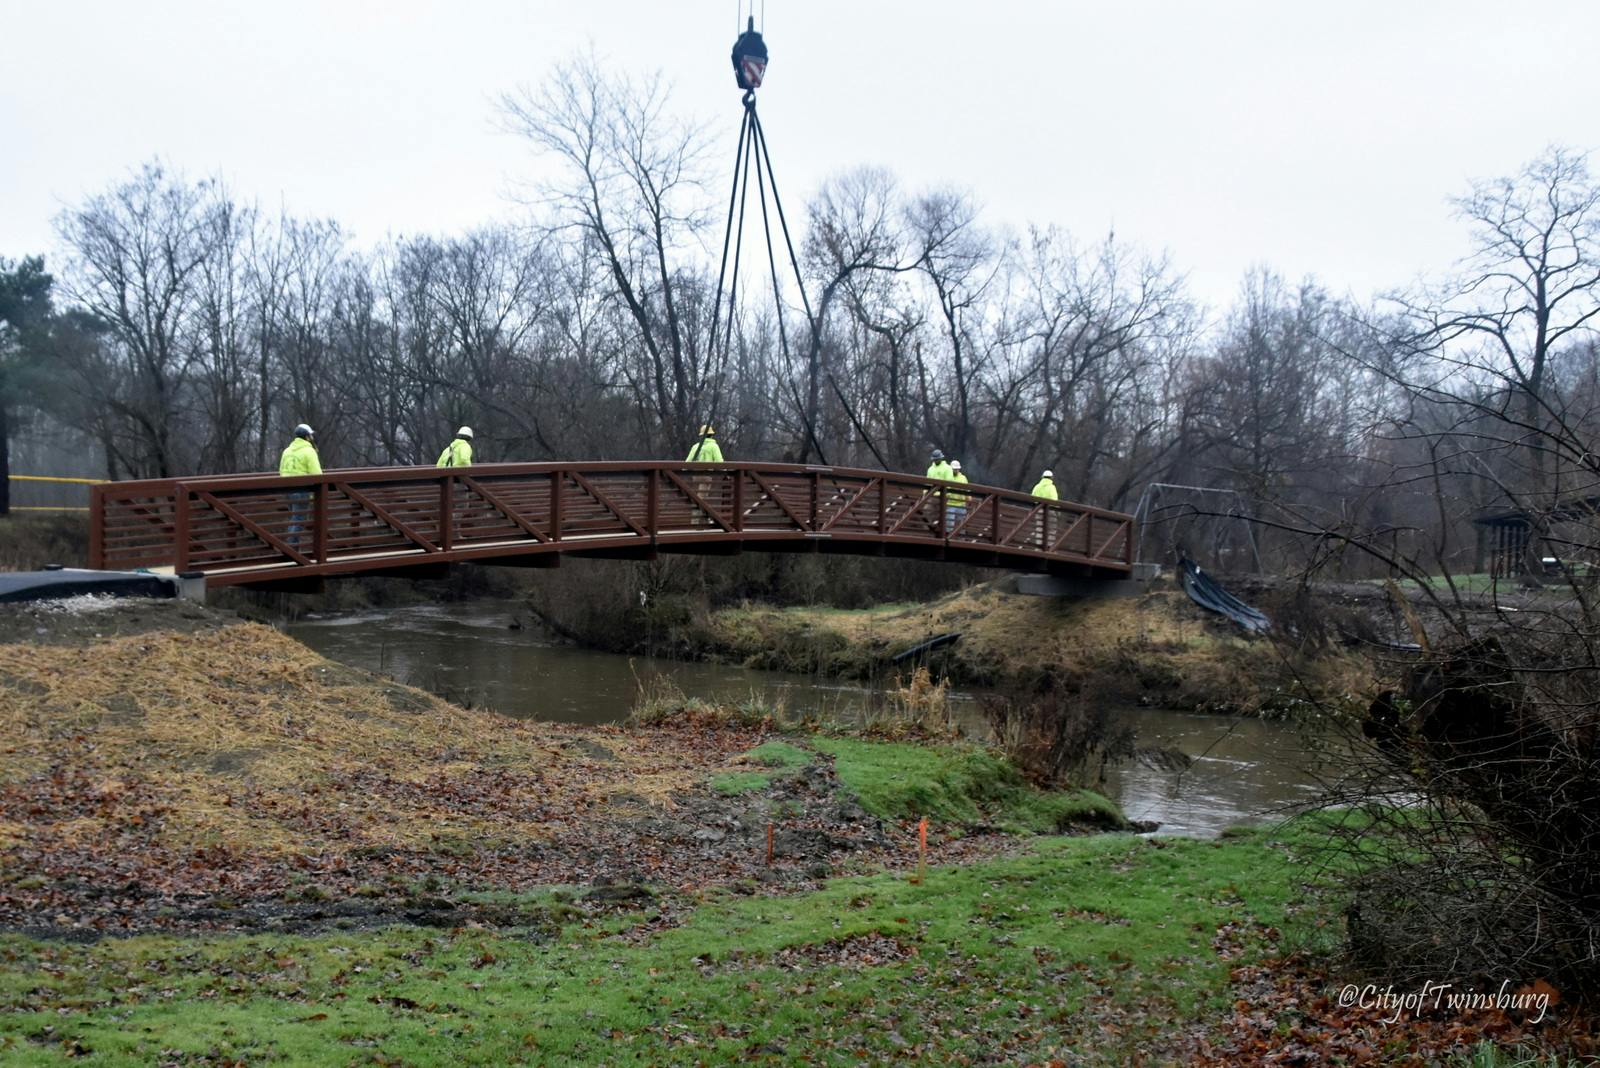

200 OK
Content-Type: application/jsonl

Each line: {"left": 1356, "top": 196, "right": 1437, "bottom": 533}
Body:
{"left": 947, "top": 459, "right": 970, "bottom": 531}
{"left": 1031, "top": 469, "right": 1058, "bottom": 500}
{"left": 279, "top": 423, "right": 321, "bottom": 548}
{"left": 925, "top": 448, "right": 952, "bottom": 482}
{"left": 949, "top": 460, "right": 970, "bottom": 502}
{"left": 280, "top": 423, "right": 322, "bottom": 477}
{"left": 437, "top": 426, "right": 474, "bottom": 467}
{"left": 685, "top": 425, "right": 723, "bottom": 527}
{"left": 686, "top": 425, "right": 723, "bottom": 463}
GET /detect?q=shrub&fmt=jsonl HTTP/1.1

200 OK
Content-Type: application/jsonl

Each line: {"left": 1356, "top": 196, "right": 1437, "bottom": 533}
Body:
{"left": 978, "top": 689, "right": 1136, "bottom": 789}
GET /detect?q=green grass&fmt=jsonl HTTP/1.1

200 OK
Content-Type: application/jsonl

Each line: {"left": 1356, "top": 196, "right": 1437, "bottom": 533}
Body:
{"left": 744, "top": 740, "right": 811, "bottom": 769}
{"left": 1388, "top": 572, "right": 1502, "bottom": 595}
{"left": 1384, "top": 571, "right": 1592, "bottom": 596}
{"left": 0, "top": 826, "right": 1337, "bottom": 1066}
{"left": 705, "top": 736, "right": 1122, "bottom": 835}
{"left": 814, "top": 735, "right": 1126, "bottom": 832}
{"left": 709, "top": 739, "right": 816, "bottom": 794}
{"left": 710, "top": 770, "right": 774, "bottom": 794}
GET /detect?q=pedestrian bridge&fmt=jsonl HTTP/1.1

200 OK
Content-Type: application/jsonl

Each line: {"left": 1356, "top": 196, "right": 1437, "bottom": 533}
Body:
{"left": 89, "top": 462, "right": 1134, "bottom": 587}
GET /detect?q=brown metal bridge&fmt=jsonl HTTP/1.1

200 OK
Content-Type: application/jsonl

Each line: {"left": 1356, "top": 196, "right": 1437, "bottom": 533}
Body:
{"left": 89, "top": 462, "right": 1135, "bottom": 587}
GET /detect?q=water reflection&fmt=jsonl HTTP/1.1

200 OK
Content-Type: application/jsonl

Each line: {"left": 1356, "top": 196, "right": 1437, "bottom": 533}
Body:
{"left": 289, "top": 603, "right": 899, "bottom": 725}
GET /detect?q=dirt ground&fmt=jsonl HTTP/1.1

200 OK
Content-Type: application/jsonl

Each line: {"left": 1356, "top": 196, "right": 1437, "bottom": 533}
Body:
{"left": 0, "top": 606, "right": 1033, "bottom": 939}
{"left": 0, "top": 594, "right": 233, "bottom": 646}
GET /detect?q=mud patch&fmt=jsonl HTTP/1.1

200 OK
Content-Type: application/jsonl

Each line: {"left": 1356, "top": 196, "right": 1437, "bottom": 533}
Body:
{"left": 207, "top": 747, "right": 263, "bottom": 775}
{"left": 100, "top": 694, "right": 143, "bottom": 725}
{"left": 558, "top": 736, "right": 620, "bottom": 762}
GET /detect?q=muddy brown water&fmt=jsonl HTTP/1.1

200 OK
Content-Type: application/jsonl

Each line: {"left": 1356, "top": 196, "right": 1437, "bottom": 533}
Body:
{"left": 288, "top": 602, "right": 1329, "bottom": 838}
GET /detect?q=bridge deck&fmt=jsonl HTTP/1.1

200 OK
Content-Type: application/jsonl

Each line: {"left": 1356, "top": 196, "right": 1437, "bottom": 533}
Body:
{"left": 90, "top": 462, "right": 1134, "bottom": 587}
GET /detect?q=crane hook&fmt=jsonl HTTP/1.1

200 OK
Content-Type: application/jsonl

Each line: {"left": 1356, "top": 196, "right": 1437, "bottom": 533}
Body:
{"left": 731, "top": 15, "right": 767, "bottom": 91}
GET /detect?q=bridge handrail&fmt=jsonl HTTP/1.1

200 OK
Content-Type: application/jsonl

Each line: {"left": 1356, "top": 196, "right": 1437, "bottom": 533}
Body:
{"left": 90, "top": 460, "right": 1135, "bottom": 583}
{"left": 92, "top": 460, "right": 1137, "bottom": 524}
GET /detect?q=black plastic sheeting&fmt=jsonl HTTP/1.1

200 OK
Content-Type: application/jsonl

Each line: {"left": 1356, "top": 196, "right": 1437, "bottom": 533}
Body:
{"left": 0, "top": 568, "right": 177, "bottom": 604}
{"left": 889, "top": 631, "right": 962, "bottom": 664}
{"left": 1179, "top": 557, "right": 1270, "bottom": 633}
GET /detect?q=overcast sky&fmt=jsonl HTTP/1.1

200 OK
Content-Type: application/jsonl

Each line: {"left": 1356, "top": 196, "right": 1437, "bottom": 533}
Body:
{"left": 3, "top": 0, "right": 1598, "bottom": 312}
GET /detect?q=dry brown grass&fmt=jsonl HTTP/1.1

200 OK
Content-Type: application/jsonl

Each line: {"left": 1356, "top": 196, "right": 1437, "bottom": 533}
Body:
{"left": 0, "top": 624, "right": 737, "bottom": 857}
{"left": 710, "top": 583, "right": 1376, "bottom": 713}
{"left": 0, "top": 512, "right": 89, "bottom": 571}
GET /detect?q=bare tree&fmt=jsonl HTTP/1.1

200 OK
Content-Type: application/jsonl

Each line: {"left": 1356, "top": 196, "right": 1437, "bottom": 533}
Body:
{"left": 500, "top": 54, "right": 714, "bottom": 452}
{"left": 797, "top": 167, "right": 919, "bottom": 462}
{"left": 906, "top": 189, "right": 997, "bottom": 460}
{"left": 1386, "top": 147, "right": 1600, "bottom": 573}
{"left": 54, "top": 162, "right": 221, "bottom": 476}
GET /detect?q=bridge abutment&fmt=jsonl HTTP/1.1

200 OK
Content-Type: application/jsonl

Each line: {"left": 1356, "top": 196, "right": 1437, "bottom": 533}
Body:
{"left": 1013, "top": 563, "right": 1160, "bottom": 598}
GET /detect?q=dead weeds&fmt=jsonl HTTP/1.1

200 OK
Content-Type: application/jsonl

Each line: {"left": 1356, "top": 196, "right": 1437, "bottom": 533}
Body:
{"left": 704, "top": 583, "right": 1376, "bottom": 714}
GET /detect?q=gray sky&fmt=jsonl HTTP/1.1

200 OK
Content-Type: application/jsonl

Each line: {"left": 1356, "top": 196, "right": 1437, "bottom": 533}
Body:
{"left": 4, "top": 0, "right": 1598, "bottom": 311}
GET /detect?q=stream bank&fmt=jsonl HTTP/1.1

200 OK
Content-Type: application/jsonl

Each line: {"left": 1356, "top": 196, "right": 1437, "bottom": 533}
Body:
{"left": 0, "top": 603, "right": 1122, "bottom": 938}
{"left": 288, "top": 601, "right": 1336, "bottom": 838}
{"left": 632, "top": 581, "right": 1378, "bottom": 716}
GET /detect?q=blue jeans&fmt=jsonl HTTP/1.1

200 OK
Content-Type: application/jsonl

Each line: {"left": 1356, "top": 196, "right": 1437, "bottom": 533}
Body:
{"left": 287, "top": 491, "right": 311, "bottom": 548}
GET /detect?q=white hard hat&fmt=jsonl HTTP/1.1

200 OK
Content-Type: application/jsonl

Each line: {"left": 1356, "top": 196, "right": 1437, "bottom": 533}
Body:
{"left": 295, "top": 423, "right": 314, "bottom": 438}
{"left": 1042, "top": 470, "right": 1053, "bottom": 479}
{"left": 950, "top": 460, "right": 962, "bottom": 470}
{"left": 456, "top": 426, "right": 474, "bottom": 439}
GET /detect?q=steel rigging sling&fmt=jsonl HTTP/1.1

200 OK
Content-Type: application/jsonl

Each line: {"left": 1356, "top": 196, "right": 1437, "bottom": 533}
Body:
{"left": 699, "top": 13, "right": 891, "bottom": 470}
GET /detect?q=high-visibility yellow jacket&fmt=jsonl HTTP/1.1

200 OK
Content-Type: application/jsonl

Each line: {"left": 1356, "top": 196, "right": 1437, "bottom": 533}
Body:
{"left": 279, "top": 437, "right": 322, "bottom": 477}
{"left": 950, "top": 471, "right": 970, "bottom": 508}
{"left": 926, "top": 460, "right": 953, "bottom": 482}
{"left": 437, "top": 438, "right": 473, "bottom": 467}
{"left": 686, "top": 436, "right": 723, "bottom": 462}
{"left": 1031, "top": 476, "right": 1058, "bottom": 500}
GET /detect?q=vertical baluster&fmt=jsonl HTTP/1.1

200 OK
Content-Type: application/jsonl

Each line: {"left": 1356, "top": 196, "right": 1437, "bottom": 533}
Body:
{"left": 90, "top": 485, "right": 105, "bottom": 569}
{"left": 174, "top": 484, "right": 190, "bottom": 572}
{"left": 647, "top": 468, "right": 659, "bottom": 539}
{"left": 316, "top": 482, "right": 330, "bottom": 562}
{"left": 437, "top": 475, "right": 452, "bottom": 553}
{"left": 551, "top": 469, "right": 563, "bottom": 542}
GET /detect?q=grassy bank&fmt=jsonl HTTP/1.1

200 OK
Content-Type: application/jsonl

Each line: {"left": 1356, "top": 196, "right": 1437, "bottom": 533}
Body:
{"left": 2, "top": 820, "right": 1576, "bottom": 1065}
{"left": 0, "top": 606, "right": 1584, "bottom": 1064}
{"left": 0, "top": 826, "right": 1326, "bottom": 1065}
{"left": 680, "top": 583, "right": 1375, "bottom": 715}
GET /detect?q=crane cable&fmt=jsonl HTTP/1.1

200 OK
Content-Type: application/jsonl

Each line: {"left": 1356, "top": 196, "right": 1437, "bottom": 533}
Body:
{"left": 696, "top": 17, "right": 891, "bottom": 471}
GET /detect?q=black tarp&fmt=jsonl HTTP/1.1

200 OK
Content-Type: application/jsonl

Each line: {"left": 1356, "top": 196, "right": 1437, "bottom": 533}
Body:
{"left": 1179, "top": 557, "right": 1270, "bottom": 633}
{"left": 0, "top": 568, "right": 177, "bottom": 604}
{"left": 889, "top": 631, "right": 962, "bottom": 664}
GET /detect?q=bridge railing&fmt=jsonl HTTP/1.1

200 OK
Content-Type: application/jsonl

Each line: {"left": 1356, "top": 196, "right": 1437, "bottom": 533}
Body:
{"left": 90, "top": 462, "right": 1134, "bottom": 584}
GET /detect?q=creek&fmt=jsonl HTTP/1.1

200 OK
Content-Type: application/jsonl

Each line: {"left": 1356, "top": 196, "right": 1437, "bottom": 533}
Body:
{"left": 289, "top": 602, "right": 1328, "bottom": 837}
